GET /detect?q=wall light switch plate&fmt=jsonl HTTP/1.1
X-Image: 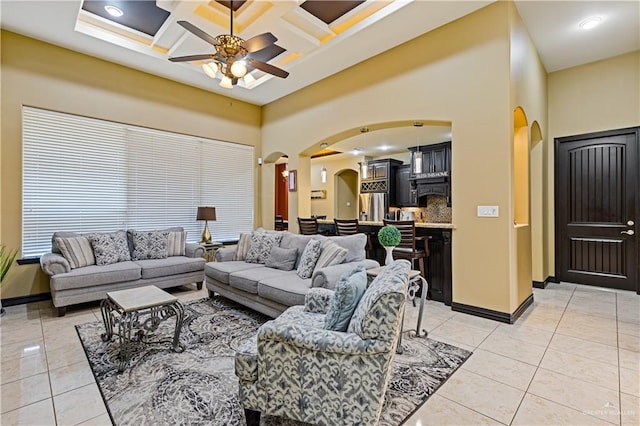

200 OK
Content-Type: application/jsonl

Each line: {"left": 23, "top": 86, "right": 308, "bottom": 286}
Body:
{"left": 477, "top": 205, "right": 499, "bottom": 217}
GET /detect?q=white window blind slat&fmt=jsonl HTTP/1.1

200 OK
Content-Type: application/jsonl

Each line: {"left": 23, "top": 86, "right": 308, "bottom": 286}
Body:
{"left": 22, "top": 107, "right": 254, "bottom": 257}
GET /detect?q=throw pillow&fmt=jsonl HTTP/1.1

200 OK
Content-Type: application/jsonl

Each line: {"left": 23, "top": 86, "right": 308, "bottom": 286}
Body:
{"left": 245, "top": 232, "right": 283, "bottom": 264}
{"left": 265, "top": 247, "right": 298, "bottom": 271}
{"left": 314, "top": 239, "right": 348, "bottom": 272}
{"left": 55, "top": 236, "right": 95, "bottom": 269}
{"left": 324, "top": 266, "right": 367, "bottom": 332}
{"left": 130, "top": 230, "right": 170, "bottom": 260}
{"left": 296, "top": 239, "right": 322, "bottom": 279}
{"left": 87, "top": 233, "right": 119, "bottom": 266}
{"left": 233, "top": 232, "right": 252, "bottom": 261}
{"left": 109, "top": 231, "right": 131, "bottom": 262}
{"left": 167, "top": 230, "right": 186, "bottom": 256}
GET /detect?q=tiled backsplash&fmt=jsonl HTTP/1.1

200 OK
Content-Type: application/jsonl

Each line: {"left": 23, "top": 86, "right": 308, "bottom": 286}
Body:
{"left": 393, "top": 195, "right": 452, "bottom": 223}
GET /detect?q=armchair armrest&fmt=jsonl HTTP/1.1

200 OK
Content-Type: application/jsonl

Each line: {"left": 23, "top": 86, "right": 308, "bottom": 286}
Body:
{"left": 311, "top": 259, "right": 380, "bottom": 290}
{"left": 185, "top": 243, "right": 205, "bottom": 258}
{"left": 215, "top": 247, "right": 236, "bottom": 262}
{"left": 258, "top": 321, "right": 390, "bottom": 355}
{"left": 304, "top": 288, "right": 334, "bottom": 314}
{"left": 40, "top": 253, "right": 70, "bottom": 276}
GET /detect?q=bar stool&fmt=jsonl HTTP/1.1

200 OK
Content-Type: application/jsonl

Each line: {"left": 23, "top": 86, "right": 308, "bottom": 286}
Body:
{"left": 382, "top": 219, "right": 431, "bottom": 279}
{"left": 334, "top": 218, "right": 374, "bottom": 258}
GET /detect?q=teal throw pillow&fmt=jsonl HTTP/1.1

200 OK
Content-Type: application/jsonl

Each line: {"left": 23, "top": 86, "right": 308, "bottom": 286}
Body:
{"left": 324, "top": 266, "right": 367, "bottom": 332}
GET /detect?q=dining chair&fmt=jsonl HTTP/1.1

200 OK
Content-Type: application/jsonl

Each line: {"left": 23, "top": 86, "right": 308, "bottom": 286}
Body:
{"left": 334, "top": 218, "right": 375, "bottom": 258}
{"left": 382, "top": 219, "right": 431, "bottom": 279}
{"left": 274, "top": 215, "right": 285, "bottom": 231}
{"left": 297, "top": 217, "right": 324, "bottom": 235}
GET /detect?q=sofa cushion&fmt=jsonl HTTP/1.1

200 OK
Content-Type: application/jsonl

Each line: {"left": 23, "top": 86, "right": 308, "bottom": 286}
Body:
{"left": 265, "top": 247, "right": 298, "bottom": 271}
{"left": 229, "top": 267, "right": 291, "bottom": 294}
{"left": 55, "top": 236, "right": 96, "bottom": 269}
{"left": 134, "top": 256, "right": 205, "bottom": 279}
{"left": 50, "top": 261, "right": 141, "bottom": 291}
{"left": 296, "top": 239, "right": 322, "bottom": 279}
{"left": 245, "top": 232, "right": 283, "bottom": 264}
{"left": 129, "top": 230, "right": 170, "bottom": 260}
{"left": 87, "top": 233, "right": 119, "bottom": 266}
{"left": 327, "top": 234, "right": 367, "bottom": 262}
{"left": 258, "top": 275, "right": 312, "bottom": 307}
{"left": 167, "top": 230, "right": 186, "bottom": 256}
{"left": 279, "top": 232, "right": 314, "bottom": 268}
{"left": 233, "top": 232, "right": 252, "bottom": 261}
{"left": 314, "top": 239, "right": 348, "bottom": 272}
{"left": 204, "top": 261, "right": 263, "bottom": 285}
{"left": 324, "top": 266, "right": 367, "bottom": 332}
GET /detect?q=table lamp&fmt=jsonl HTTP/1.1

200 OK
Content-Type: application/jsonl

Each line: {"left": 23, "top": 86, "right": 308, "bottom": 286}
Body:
{"left": 196, "top": 207, "right": 216, "bottom": 244}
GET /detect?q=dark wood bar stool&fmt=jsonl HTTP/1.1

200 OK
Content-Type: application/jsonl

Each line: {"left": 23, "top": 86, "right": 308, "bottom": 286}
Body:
{"left": 334, "top": 218, "right": 374, "bottom": 257}
{"left": 382, "top": 219, "right": 431, "bottom": 279}
{"left": 274, "top": 215, "right": 285, "bottom": 231}
{"left": 297, "top": 217, "right": 328, "bottom": 235}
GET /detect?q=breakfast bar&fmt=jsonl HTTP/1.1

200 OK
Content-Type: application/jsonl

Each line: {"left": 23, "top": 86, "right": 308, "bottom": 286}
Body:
{"left": 318, "top": 220, "right": 454, "bottom": 305}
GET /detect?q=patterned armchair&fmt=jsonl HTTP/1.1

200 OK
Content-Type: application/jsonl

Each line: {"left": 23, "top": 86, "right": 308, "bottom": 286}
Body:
{"left": 235, "top": 260, "right": 410, "bottom": 425}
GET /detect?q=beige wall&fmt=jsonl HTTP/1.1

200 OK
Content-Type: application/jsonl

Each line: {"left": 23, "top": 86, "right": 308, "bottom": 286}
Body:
{"left": 262, "top": 2, "right": 520, "bottom": 313}
{"left": 546, "top": 51, "right": 640, "bottom": 277}
{"left": 0, "top": 31, "right": 262, "bottom": 298}
{"left": 309, "top": 156, "right": 361, "bottom": 220}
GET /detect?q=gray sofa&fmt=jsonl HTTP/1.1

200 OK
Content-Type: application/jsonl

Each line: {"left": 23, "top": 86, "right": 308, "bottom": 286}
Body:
{"left": 205, "top": 231, "right": 379, "bottom": 318}
{"left": 40, "top": 228, "right": 205, "bottom": 316}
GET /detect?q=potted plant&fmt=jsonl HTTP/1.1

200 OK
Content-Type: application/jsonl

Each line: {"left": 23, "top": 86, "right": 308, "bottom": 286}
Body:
{"left": 1, "top": 245, "right": 19, "bottom": 317}
{"left": 378, "top": 225, "right": 401, "bottom": 266}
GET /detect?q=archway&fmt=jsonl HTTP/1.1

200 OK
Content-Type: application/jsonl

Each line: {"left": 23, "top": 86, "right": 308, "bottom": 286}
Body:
{"left": 529, "top": 121, "right": 546, "bottom": 285}
{"left": 335, "top": 169, "right": 358, "bottom": 219}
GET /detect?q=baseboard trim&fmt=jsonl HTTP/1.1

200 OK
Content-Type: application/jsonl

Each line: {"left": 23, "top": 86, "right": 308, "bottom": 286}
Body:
{"left": 546, "top": 276, "right": 559, "bottom": 283}
{"left": 533, "top": 280, "right": 547, "bottom": 289}
{"left": 452, "top": 293, "right": 534, "bottom": 324}
{"left": 1, "top": 292, "right": 51, "bottom": 307}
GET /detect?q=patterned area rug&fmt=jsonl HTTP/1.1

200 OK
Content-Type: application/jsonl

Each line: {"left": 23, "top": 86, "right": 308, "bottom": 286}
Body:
{"left": 76, "top": 297, "right": 471, "bottom": 426}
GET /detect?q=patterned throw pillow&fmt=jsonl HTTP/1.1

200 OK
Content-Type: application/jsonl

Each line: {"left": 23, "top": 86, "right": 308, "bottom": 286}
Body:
{"left": 130, "top": 230, "right": 169, "bottom": 260}
{"left": 324, "top": 266, "right": 367, "bottom": 332}
{"left": 167, "top": 231, "right": 186, "bottom": 256}
{"left": 245, "top": 232, "right": 283, "bottom": 264}
{"left": 233, "top": 232, "right": 252, "bottom": 261}
{"left": 265, "top": 247, "right": 298, "bottom": 271}
{"left": 296, "top": 239, "right": 322, "bottom": 279}
{"left": 54, "top": 236, "right": 95, "bottom": 269}
{"left": 110, "top": 231, "right": 131, "bottom": 262}
{"left": 314, "top": 239, "right": 348, "bottom": 272}
{"left": 87, "top": 233, "right": 119, "bottom": 266}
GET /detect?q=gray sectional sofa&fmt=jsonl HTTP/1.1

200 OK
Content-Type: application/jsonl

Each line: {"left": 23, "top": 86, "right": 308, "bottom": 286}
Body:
{"left": 205, "top": 230, "right": 379, "bottom": 318}
{"left": 40, "top": 228, "right": 205, "bottom": 316}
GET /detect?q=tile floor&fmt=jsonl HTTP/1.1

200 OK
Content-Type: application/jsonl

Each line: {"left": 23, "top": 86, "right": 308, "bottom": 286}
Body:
{"left": 1, "top": 282, "right": 638, "bottom": 425}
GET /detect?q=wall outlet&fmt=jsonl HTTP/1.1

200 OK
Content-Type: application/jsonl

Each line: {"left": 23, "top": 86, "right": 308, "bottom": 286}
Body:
{"left": 477, "top": 205, "right": 499, "bottom": 217}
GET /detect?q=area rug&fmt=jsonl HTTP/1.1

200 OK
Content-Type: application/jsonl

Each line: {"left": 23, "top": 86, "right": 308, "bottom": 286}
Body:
{"left": 76, "top": 296, "right": 471, "bottom": 426}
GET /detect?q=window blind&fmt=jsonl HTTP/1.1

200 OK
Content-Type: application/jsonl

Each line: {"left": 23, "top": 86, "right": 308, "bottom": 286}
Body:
{"left": 22, "top": 107, "right": 254, "bottom": 257}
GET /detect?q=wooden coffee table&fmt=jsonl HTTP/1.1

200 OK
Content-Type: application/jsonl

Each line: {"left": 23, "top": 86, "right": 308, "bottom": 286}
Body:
{"left": 100, "top": 285, "right": 185, "bottom": 372}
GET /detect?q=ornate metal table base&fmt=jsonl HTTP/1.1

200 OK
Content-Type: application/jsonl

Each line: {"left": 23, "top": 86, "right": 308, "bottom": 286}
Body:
{"left": 100, "top": 298, "right": 185, "bottom": 373}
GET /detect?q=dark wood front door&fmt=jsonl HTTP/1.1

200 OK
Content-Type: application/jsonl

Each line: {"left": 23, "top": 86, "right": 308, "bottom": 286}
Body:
{"left": 555, "top": 127, "right": 639, "bottom": 292}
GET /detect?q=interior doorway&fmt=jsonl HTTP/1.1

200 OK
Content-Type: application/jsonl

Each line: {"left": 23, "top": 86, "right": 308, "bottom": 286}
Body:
{"left": 275, "top": 162, "right": 288, "bottom": 221}
{"left": 335, "top": 169, "right": 358, "bottom": 219}
{"left": 555, "top": 126, "right": 639, "bottom": 292}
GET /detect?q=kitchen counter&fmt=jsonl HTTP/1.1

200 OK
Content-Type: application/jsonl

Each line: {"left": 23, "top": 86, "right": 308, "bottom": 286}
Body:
{"left": 318, "top": 219, "right": 455, "bottom": 229}
{"left": 316, "top": 219, "right": 453, "bottom": 305}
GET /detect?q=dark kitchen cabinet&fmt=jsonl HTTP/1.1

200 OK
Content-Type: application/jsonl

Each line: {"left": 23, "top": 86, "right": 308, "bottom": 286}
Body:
{"left": 360, "top": 159, "right": 402, "bottom": 194}
{"left": 410, "top": 141, "right": 451, "bottom": 179}
{"left": 394, "top": 164, "right": 418, "bottom": 207}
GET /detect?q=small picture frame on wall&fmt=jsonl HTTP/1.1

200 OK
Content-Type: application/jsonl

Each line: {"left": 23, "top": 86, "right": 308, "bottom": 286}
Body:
{"left": 288, "top": 170, "right": 297, "bottom": 192}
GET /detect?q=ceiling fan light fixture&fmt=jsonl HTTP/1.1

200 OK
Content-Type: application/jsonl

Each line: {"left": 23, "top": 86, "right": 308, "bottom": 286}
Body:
{"left": 219, "top": 76, "right": 234, "bottom": 89}
{"left": 230, "top": 60, "right": 247, "bottom": 78}
{"left": 202, "top": 62, "right": 219, "bottom": 79}
{"left": 243, "top": 73, "right": 256, "bottom": 86}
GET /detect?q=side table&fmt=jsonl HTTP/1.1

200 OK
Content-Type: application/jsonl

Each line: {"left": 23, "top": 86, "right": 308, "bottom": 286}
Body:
{"left": 201, "top": 241, "right": 223, "bottom": 262}
{"left": 100, "top": 285, "right": 185, "bottom": 372}
{"left": 366, "top": 267, "right": 429, "bottom": 354}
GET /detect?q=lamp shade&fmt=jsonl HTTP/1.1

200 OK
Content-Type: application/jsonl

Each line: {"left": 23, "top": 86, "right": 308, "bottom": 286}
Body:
{"left": 197, "top": 207, "right": 216, "bottom": 221}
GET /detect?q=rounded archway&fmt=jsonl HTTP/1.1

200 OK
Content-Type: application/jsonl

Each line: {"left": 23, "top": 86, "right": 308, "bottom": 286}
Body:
{"left": 334, "top": 168, "right": 358, "bottom": 219}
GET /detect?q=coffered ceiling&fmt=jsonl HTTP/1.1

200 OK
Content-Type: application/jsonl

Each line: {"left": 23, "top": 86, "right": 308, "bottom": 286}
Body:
{"left": 4, "top": 0, "right": 636, "bottom": 108}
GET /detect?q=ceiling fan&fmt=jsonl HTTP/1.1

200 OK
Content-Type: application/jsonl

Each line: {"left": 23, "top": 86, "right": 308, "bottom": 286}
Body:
{"left": 168, "top": 1, "right": 289, "bottom": 88}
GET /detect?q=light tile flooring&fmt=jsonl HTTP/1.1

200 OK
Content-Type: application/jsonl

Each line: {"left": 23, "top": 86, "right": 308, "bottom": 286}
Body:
{"left": 1, "top": 282, "right": 638, "bottom": 425}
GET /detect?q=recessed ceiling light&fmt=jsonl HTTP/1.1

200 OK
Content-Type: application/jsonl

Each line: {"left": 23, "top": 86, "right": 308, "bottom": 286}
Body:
{"left": 379, "top": 145, "right": 390, "bottom": 151}
{"left": 579, "top": 17, "right": 602, "bottom": 30}
{"left": 320, "top": 142, "right": 328, "bottom": 149}
{"left": 353, "top": 148, "right": 362, "bottom": 155}
{"left": 104, "top": 5, "right": 124, "bottom": 17}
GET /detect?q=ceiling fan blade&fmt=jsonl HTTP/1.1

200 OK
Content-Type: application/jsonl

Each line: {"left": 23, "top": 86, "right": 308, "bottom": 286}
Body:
{"left": 247, "top": 58, "right": 289, "bottom": 79}
{"left": 168, "top": 54, "right": 217, "bottom": 63}
{"left": 242, "top": 32, "right": 277, "bottom": 53}
{"left": 177, "top": 20, "right": 219, "bottom": 47}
